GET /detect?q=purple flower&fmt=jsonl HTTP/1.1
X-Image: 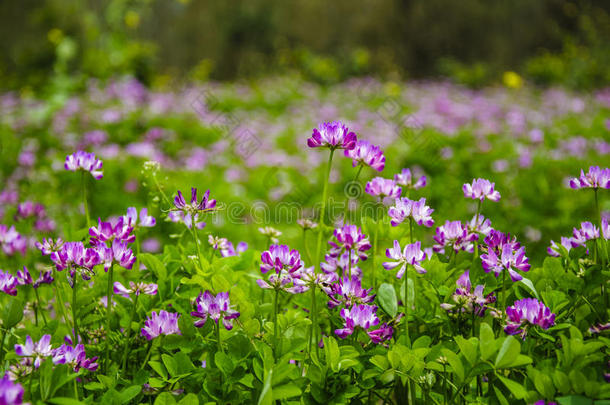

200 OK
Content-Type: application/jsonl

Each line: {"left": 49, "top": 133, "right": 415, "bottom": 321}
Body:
{"left": 505, "top": 298, "right": 555, "bottom": 338}
{"left": 141, "top": 310, "right": 181, "bottom": 340}
{"left": 388, "top": 197, "right": 434, "bottom": 227}
{"left": 603, "top": 218, "right": 610, "bottom": 240}
{"left": 481, "top": 231, "right": 530, "bottom": 281}
{"left": 260, "top": 244, "right": 302, "bottom": 274}
{"left": 394, "top": 168, "right": 427, "bottom": 190}
{"left": 89, "top": 217, "right": 135, "bottom": 244}
{"left": 15, "top": 201, "right": 45, "bottom": 221}
{"left": 328, "top": 224, "right": 372, "bottom": 260}
{"left": 36, "top": 238, "right": 64, "bottom": 256}
{"left": 292, "top": 266, "right": 336, "bottom": 294}
{"left": 15, "top": 266, "right": 53, "bottom": 289}
{"left": 297, "top": 219, "right": 318, "bottom": 230}
{"left": 440, "top": 270, "right": 496, "bottom": 317}
{"left": 220, "top": 241, "right": 248, "bottom": 257}
{"left": 0, "top": 225, "right": 27, "bottom": 256}
{"left": 571, "top": 222, "right": 600, "bottom": 246}
{"left": 367, "top": 323, "right": 394, "bottom": 344}
{"left": 95, "top": 239, "right": 136, "bottom": 271}
{"left": 64, "top": 150, "right": 104, "bottom": 180}
{"left": 167, "top": 211, "right": 206, "bottom": 230}
{"left": 0, "top": 270, "right": 18, "bottom": 296}
{"left": 320, "top": 251, "right": 361, "bottom": 280}
{"left": 113, "top": 281, "right": 158, "bottom": 298}
{"left": 15, "top": 335, "right": 53, "bottom": 369}
{"left": 172, "top": 188, "right": 217, "bottom": 229}
{"left": 383, "top": 240, "right": 427, "bottom": 278}
{"left": 589, "top": 322, "right": 610, "bottom": 334}
{"left": 208, "top": 235, "right": 229, "bottom": 250}
{"left": 468, "top": 215, "right": 493, "bottom": 236}
{"left": 259, "top": 226, "right": 282, "bottom": 243}
{"left": 0, "top": 374, "right": 24, "bottom": 405}
{"left": 569, "top": 166, "right": 610, "bottom": 189}
{"left": 344, "top": 140, "right": 385, "bottom": 171}
{"left": 433, "top": 220, "right": 477, "bottom": 254}
{"left": 327, "top": 276, "right": 375, "bottom": 309}
{"left": 547, "top": 237, "right": 573, "bottom": 257}
{"left": 463, "top": 178, "right": 501, "bottom": 202}
{"left": 49, "top": 242, "right": 100, "bottom": 277}
{"left": 335, "top": 304, "right": 379, "bottom": 339}
{"left": 52, "top": 342, "right": 99, "bottom": 372}
{"left": 307, "top": 121, "right": 357, "bottom": 150}
{"left": 191, "top": 291, "right": 240, "bottom": 330}
{"left": 365, "top": 177, "right": 402, "bottom": 201}
{"left": 124, "top": 207, "right": 156, "bottom": 229}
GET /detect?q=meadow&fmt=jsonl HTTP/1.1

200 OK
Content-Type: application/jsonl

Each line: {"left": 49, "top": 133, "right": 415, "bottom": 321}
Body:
{"left": 0, "top": 76, "right": 609, "bottom": 404}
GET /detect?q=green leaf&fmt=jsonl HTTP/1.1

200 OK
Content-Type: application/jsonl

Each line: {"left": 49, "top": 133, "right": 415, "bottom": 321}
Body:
{"left": 120, "top": 386, "right": 142, "bottom": 404}
{"left": 47, "top": 398, "right": 86, "bottom": 405}
{"left": 162, "top": 354, "right": 178, "bottom": 377}
{"left": 154, "top": 392, "right": 177, "bottom": 405}
{"left": 441, "top": 348, "right": 464, "bottom": 383}
{"left": 258, "top": 369, "right": 273, "bottom": 405}
{"left": 556, "top": 395, "right": 593, "bottom": 405}
{"left": 2, "top": 297, "right": 24, "bottom": 328}
{"left": 519, "top": 278, "right": 539, "bottom": 299}
{"left": 272, "top": 383, "right": 302, "bottom": 400}
{"left": 323, "top": 336, "right": 340, "bottom": 372}
{"left": 378, "top": 283, "right": 398, "bottom": 317}
{"left": 495, "top": 336, "right": 521, "bottom": 369}
{"left": 140, "top": 253, "right": 167, "bottom": 280}
{"left": 455, "top": 335, "right": 477, "bottom": 366}
{"left": 479, "top": 323, "right": 496, "bottom": 361}
{"left": 534, "top": 372, "right": 556, "bottom": 399}
{"left": 497, "top": 375, "right": 527, "bottom": 399}
{"left": 149, "top": 361, "right": 168, "bottom": 380}
{"left": 215, "top": 351, "right": 235, "bottom": 376}
{"left": 177, "top": 394, "right": 199, "bottom": 405}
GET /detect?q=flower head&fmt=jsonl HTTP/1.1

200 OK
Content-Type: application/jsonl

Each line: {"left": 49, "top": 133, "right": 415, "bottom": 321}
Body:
{"left": 0, "top": 225, "right": 27, "bottom": 256}
{"left": 335, "top": 304, "right": 380, "bottom": 340}
{"left": 0, "top": 270, "right": 18, "bottom": 296}
{"left": 481, "top": 231, "right": 530, "bottom": 281}
{"left": 571, "top": 221, "right": 600, "bottom": 247}
{"left": 89, "top": 217, "right": 134, "bottom": 244}
{"left": 440, "top": 270, "right": 496, "bottom": 317}
{"left": 569, "top": 166, "right": 610, "bottom": 189}
{"left": 259, "top": 226, "right": 282, "bottom": 243}
{"left": 388, "top": 197, "right": 434, "bottom": 227}
{"left": 52, "top": 342, "right": 98, "bottom": 372}
{"left": 307, "top": 121, "right": 357, "bottom": 150}
{"left": 344, "top": 140, "right": 385, "bottom": 171}
{"left": 124, "top": 207, "right": 156, "bottom": 229}
{"left": 0, "top": 374, "right": 24, "bottom": 404}
{"left": 49, "top": 241, "right": 101, "bottom": 283}
{"left": 173, "top": 188, "right": 217, "bottom": 214}
{"left": 505, "top": 298, "right": 555, "bottom": 339}
{"left": 365, "top": 177, "right": 402, "bottom": 201}
{"left": 141, "top": 310, "right": 181, "bottom": 340}
{"left": 547, "top": 237, "right": 573, "bottom": 257}
{"left": 113, "top": 281, "right": 158, "bottom": 298}
{"left": 433, "top": 220, "right": 477, "bottom": 254}
{"left": 260, "top": 244, "right": 302, "bottom": 274}
{"left": 64, "top": 151, "right": 103, "bottom": 180}
{"left": 15, "top": 335, "right": 53, "bottom": 368}
{"left": 383, "top": 240, "right": 427, "bottom": 279}
{"left": 463, "top": 178, "right": 501, "bottom": 202}
{"left": 468, "top": 215, "right": 493, "bottom": 236}
{"left": 95, "top": 239, "right": 136, "bottom": 271}
{"left": 297, "top": 218, "right": 318, "bottom": 230}
{"left": 394, "top": 168, "right": 427, "bottom": 190}
{"left": 191, "top": 291, "right": 240, "bottom": 330}
{"left": 36, "top": 238, "right": 64, "bottom": 256}
{"left": 327, "top": 275, "right": 375, "bottom": 309}
{"left": 320, "top": 251, "right": 361, "bottom": 280}
{"left": 328, "top": 224, "right": 372, "bottom": 260}
{"left": 220, "top": 241, "right": 248, "bottom": 257}
{"left": 16, "top": 267, "right": 53, "bottom": 289}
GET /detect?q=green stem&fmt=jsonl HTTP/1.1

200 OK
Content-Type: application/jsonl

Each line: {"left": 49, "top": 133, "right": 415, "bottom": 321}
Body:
{"left": 73, "top": 378, "right": 79, "bottom": 400}
{"left": 501, "top": 270, "right": 506, "bottom": 311}
{"left": 307, "top": 286, "right": 316, "bottom": 363}
{"left": 403, "top": 269, "right": 410, "bottom": 347}
{"left": 0, "top": 327, "right": 7, "bottom": 367}
{"left": 120, "top": 294, "right": 139, "bottom": 374}
{"left": 105, "top": 265, "right": 114, "bottom": 372}
{"left": 152, "top": 176, "right": 173, "bottom": 208}
{"left": 348, "top": 249, "right": 352, "bottom": 279}
{"left": 34, "top": 288, "right": 48, "bottom": 326}
{"left": 54, "top": 281, "right": 71, "bottom": 334}
{"left": 303, "top": 230, "right": 313, "bottom": 265}
{"left": 191, "top": 227, "right": 206, "bottom": 272}
{"left": 135, "top": 230, "right": 141, "bottom": 271}
{"left": 72, "top": 274, "right": 79, "bottom": 343}
{"left": 216, "top": 319, "right": 223, "bottom": 353}
{"left": 315, "top": 149, "right": 335, "bottom": 263}
{"left": 273, "top": 289, "right": 280, "bottom": 361}
{"left": 81, "top": 171, "right": 90, "bottom": 228}
{"left": 140, "top": 341, "right": 154, "bottom": 370}
{"left": 409, "top": 217, "right": 414, "bottom": 244}
{"left": 343, "top": 164, "right": 363, "bottom": 223}
{"left": 373, "top": 216, "right": 379, "bottom": 290}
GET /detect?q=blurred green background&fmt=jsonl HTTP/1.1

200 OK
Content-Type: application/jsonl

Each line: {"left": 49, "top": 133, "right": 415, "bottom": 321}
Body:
{"left": 1, "top": 0, "right": 610, "bottom": 91}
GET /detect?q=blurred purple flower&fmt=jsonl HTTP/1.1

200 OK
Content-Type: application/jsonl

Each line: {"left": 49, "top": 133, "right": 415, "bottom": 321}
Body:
{"left": 388, "top": 197, "right": 434, "bottom": 227}
{"left": 113, "top": 281, "right": 158, "bottom": 298}
{"left": 394, "top": 168, "right": 427, "bottom": 190}
{"left": 365, "top": 177, "right": 402, "bottom": 200}
{"left": 14, "top": 335, "right": 53, "bottom": 368}
{"left": 64, "top": 151, "right": 103, "bottom": 180}
{"left": 463, "top": 178, "right": 501, "bottom": 202}
{"left": 433, "top": 220, "right": 477, "bottom": 254}
{"left": 344, "top": 140, "right": 385, "bottom": 171}
{"left": 0, "top": 374, "right": 24, "bottom": 404}
{"left": 0, "top": 270, "right": 19, "bottom": 296}
{"left": 124, "top": 207, "right": 156, "bottom": 229}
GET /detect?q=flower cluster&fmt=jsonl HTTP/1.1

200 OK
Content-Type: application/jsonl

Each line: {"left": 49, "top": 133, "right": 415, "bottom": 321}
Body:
{"left": 141, "top": 310, "right": 181, "bottom": 340}
{"left": 14, "top": 335, "right": 98, "bottom": 372}
{"left": 383, "top": 240, "right": 427, "bottom": 278}
{"left": 307, "top": 121, "right": 357, "bottom": 150}
{"left": 321, "top": 251, "right": 361, "bottom": 280}
{"left": 191, "top": 291, "right": 240, "bottom": 330}
{"left": 257, "top": 245, "right": 305, "bottom": 293}
{"left": 388, "top": 197, "right": 434, "bottom": 227}
{"left": 0, "top": 374, "right": 24, "bottom": 405}
{"left": 344, "top": 140, "right": 385, "bottom": 171}
{"left": 259, "top": 226, "right": 282, "bottom": 243}
{"left": 171, "top": 188, "right": 217, "bottom": 229}
{"left": 504, "top": 298, "right": 555, "bottom": 338}
{"left": 0, "top": 270, "right": 19, "bottom": 296}
{"left": 462, "top": 178, "right": 501, "bottom": 202}
{"left": 328, "top": 224, "right": 371, "bottom": 260}
{"left": 335, "top": 304, "right": 392, "bottom": 344}
{"left": 394, "top": 168, "right": 427, "bottom": 190}
{"left": 64, "top": 150, "right": 104, "bottom": 180}
{"left": 440, "top": 270, "right": 496, "bottom": 316}
{"left": 365, "top": 177, "right": 402, "bottom": 200}
{"left": 569, "top": 166, "right": 610, "bottom": 189}
{"left": 123, "top": 207, "right": 156, "bottom": 229}
{"left": 0, "top": 224, "right": 27, "bottom": 256}
{"left": 15, "top": 266, "right": 53, "bottom": 289}
{"left": 113, "top": 281, "right": 158, "bottom": 298}
{"left": 480, "top": 230, "right": 530, "bottom": 281}
{"left": 433, "top": 220, "right": 477, "bottom": 254}
{"left": 326, "top": 276, "right": 375, "bottom": 309}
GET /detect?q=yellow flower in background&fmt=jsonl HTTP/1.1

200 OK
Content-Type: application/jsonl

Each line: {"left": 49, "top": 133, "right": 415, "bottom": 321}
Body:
{"left": 503, "top": 71, "right": 523, "bottom": 89}
{"left": 125, "top": 11, "right": 140, "bottom": 29}
{"left": 47, "top": 28, "right": 63, "bottom": 45}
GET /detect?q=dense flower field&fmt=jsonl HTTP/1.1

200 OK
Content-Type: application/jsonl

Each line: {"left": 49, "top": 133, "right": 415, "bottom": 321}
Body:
{"left": 0, "top": 77, "right": 609, "bottom": 404}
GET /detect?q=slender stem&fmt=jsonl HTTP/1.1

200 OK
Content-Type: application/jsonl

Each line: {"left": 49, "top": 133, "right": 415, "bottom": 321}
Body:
{"left": 315, "top": 149, "right": 335, "bottom": 263}
{"left": 594, "top": 188, "right": 601, "bottom": 227}
{"left": 140, "top": 341, "right": 154, "bottom": 370}
{"left": 403, "top": 269, "right": 410, "bottom": 347}
{"left": 191, "top": 227, "right": 205, "bottom": 271}
{"left": 152, "top": 176, "right": 173, "bottom": 208}
{"left": 348, "top": 249, "right": 352, "bottom": 279}
{"left": 303, "top": 230, "right": 313, "bottom": 265}
{"left": 307, "top": 286, "right": 316, "bottom": 363}
{"left": 81, "top": 171, "right": 90, "bottom": 228}
{"left": 0, "top": 327, "right": 7, "bottom": 366}
{"left": 34, "top": 288, "right": 48, "bottom": 326}
{"left": 473, "top": 200, "right": 482, "bottom": 261}
{"left": 216, "top": 319, "right": 223, "bottom": 353}
{"left": 409, "top": 217, "right": 414, "bottom": 244}
{"left": 501, "top": 270, "right": 506, "bottom": 311}
{"left": 135, "top": 230, "right": 141, "bottom": 271}
{"left": 105, "top": 265, "right": 114, "bottom": 372}
{"left": 373, "top": 214, "right": 380, "bottom": 290}
{"left": 273, "top": 289, "right": 280, "bottom": 360}
{"left": 343, "top": 164, "right": 363, "bottom": 223}
{"left": 120, "top": 294, "right": 139, "bottom": 373}
{"left": 54, "top": 281, "right": 71, "bottom": 333}
{"left": 72, "top": 274, "right": 79, "bottom": 343}
{"left": 73, "top": 378, "right": 79, "bottom": 399}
